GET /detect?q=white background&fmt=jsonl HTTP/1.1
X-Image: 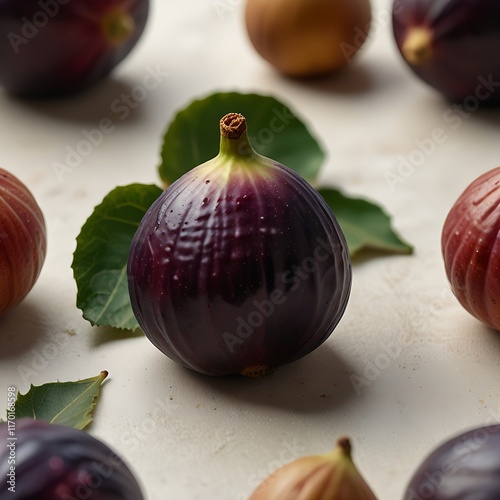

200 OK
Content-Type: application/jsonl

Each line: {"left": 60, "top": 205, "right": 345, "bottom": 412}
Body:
{"left": 1, "top": 0, "right": 500, "bottom": 499}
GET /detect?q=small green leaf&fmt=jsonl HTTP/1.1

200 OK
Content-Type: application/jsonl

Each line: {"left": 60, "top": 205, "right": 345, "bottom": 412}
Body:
{"left": 72, "top": 183, "right": 163, "bottom": 330}
{"left": 13, "top": 371, "right": 108, "bottom": 429}
{"left": 159, "top": 91, "right": 324, "bottom": 185}
{"left": 318, "top": 188, "right": 414, "bottom": 257}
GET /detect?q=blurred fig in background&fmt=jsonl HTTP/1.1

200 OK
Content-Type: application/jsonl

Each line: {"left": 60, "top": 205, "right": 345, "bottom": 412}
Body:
{"left": 250, "top": 437, "right": 377, "bottom": 500}
{"left": 0, "top": 418, "right": 144, "bottom": 500}
{"left": 0, "top": 168, "right": 46, "bottom": 315}
{"left": 392, "top": 0, "right": 500, "bottom": 105}
{"left": 0, "top": 0, "right": 149, "bottom": 97}
{"left": 245, "top": 0, "right": 372, "bottom": 77}
{"left": 404, "top": 425, "right": 500, "bottom": 499}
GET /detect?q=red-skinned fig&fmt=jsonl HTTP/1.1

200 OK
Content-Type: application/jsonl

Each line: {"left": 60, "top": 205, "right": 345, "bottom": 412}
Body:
{"left": 0, "top": 0, "right": 149, "bottom": 97}
{"left": 442, "top": 167, "right": 500, "bottom": 330}
{"left": 0, "top": 168, "right": 46, "bottom": 315}
{"left": 392, "top": 0, "right": 500, "bottom": 105}
{"left": 127, "top": 113, "right": 351, "bottom": 377}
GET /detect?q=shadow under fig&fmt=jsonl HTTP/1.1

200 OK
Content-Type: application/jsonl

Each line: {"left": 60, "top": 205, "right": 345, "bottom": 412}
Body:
{"left": 283, "top": 61, "right": 378, "bottom": 96}
{"left": 7, "top": 75, "right": 146, "bottom": 126}
{"left": 0, "top": 299, "right": 46, "bottom": 358}
{"left": 180, "top": 344, "right": 359, "bottom": 414}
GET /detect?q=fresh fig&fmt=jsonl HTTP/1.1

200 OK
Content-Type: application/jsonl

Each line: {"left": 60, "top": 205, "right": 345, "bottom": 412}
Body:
{"left": 392, "top": 0, "right": 500, "bottom": 105}
{"left": 0, "top": 167, "right": 46, "bottom": 315}
{"left": 128, "top": 113, "right": 351, "bottom": 377}
{"left": 249, "top": 437, "right": 377, "bottom": 499}
{"left": 0, "top": 418, "right": 144, "bottom": 500}
{"left": 0, "top": 0, "right": 149, "bottom": 97}
{"left": 441, "top": 167, "right": 500, "bottom": 331}
{"left": 403, "top": 424, "right": 500, "bottom": 499}
{"left": 244, "top": 0, "right": 372, "bottom": 77}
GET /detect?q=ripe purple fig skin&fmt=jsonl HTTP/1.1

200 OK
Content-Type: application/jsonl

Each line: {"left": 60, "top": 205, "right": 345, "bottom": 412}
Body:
{"left": 403, "top": 425, "right": 500, "bottom": 499}
{"left": 0, "top": 167, "right": 46, "bottom": 315}
{"left": 0, "top": 0, "right": 149, "bottom": 97}
{"left": 392, "top": 0, "right": 500, "bottom": 105}
{"left": 128, "top": 113, "right": 351, "bottom": 377}
{"left": 0, "top": 418, "right": 144, "bottom": 500}
{"left": 442, "top": 167, "right": 500, "bottom": 331}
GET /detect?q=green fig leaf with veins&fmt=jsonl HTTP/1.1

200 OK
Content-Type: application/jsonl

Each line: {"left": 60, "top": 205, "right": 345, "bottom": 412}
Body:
{"left": 72, "top": 184, "right": 163, "bottom": 331}
{"left": 318, "top": 188, "right": 413, "bottom": 257}
{"left": 10, "top": 371, "right": 108, "bottom": 430}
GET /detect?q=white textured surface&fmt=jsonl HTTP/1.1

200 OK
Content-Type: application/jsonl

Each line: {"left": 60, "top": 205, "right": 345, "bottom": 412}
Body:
{"left": 1, "top": 1, "right": 500, "bottom": 499}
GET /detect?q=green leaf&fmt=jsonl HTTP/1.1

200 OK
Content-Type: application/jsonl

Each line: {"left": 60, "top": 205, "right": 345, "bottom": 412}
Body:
{"left": 159, "top": 91, "right": 324, "bottom": 185}
{"left": 13, "top": 371, "right": 108, "bottom": 429}
{"left": 318, "top": 188, "right": 414, "bottom": 257}
{"left": 72, "top": 183, "right": 163, "bottom": 330}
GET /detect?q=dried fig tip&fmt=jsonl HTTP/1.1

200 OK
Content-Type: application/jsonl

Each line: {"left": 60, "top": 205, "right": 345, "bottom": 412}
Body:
{"left": 241, "top": 364, "right": 270, "bottom": 378}
{"left": 402, "top": 27, "right": 433, "bottom": 65}
{"left": 220, "top": 113, "right": 247, "bottom": 139}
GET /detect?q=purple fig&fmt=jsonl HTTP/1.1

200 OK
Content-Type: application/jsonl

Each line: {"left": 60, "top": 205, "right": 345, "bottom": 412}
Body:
{"left": 0, "top": 0, "right": 149, "bottom": 97}
{"left": 127, "top": 113, "right": 352, "bottom": 377}
{"left": 392, "top": 0, "right": 500, "bottom": 105}
{"left": 0, "top": 418, "right": 144, "bottom": 500}
{"left": 404, "top": 425, "right": 500, "bottom": 499}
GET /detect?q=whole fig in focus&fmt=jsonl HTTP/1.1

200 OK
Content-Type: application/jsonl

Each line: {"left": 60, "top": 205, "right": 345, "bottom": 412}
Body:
{"left": 0, "top": 418, "right": 144, "bottom": 500}
{"left": 245, "top": 0, "right": 372, "bottom": 77}
{"left": 403, "top": 425, "right": 500, "bottom": 499}
{"left": 250, "top": 437, "right": 377, "bottom": 500}
{"left": 0, "top": 0, "right": 149, "bottom": 97}
{"left": 0, "top": 168, "right": 46, "bottom": 315}
{"left": 442, "top": 167, "right": 500, "bottom": 331}
{"left": 392, "top": 0, "right": 500, "bottom": 105}
{"left": 128, "top": 113, "right": 351, "bottom": 377}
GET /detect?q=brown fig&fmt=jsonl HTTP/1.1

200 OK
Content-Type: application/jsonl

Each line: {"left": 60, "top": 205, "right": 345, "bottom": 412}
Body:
{"left": 244, "top": 0, "right": 372, "bottom": 77}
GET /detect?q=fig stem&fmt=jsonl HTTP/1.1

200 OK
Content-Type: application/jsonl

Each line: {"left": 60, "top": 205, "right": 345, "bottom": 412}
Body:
{"left": 218, "top": 113, "right": 254, "bottom": 159}
{"left": 220, "top": 113, "right": 247, "bottom": 139}
{"left": 336, "top": 436, "right": 352, "bottom": 456}
{"left": 402, "top": 27, "right": 433, "bottom": 65}
{"left": 102, "top": 9, "right": 135, "bottom": 46}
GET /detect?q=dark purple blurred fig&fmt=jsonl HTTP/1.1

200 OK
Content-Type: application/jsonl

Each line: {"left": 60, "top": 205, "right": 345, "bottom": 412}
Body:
{"left": 392, "top": 0, "right": 500, "bottom": 105}
{"left": 403, "top": 425, "right": 500, "bottom": 499}
{"left": 0, "top": 418, "right": 144, "bottom": 500}
{"left": 128, "top": 113, "right": 351, "bottom": 377}
{"left": 0, "top": 0, "right": 149, "bottom": 97}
